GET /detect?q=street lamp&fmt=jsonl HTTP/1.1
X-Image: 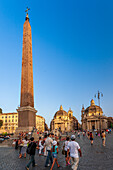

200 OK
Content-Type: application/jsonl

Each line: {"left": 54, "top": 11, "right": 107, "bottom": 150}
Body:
{"left": 94, "top": 90, "right": 103, "bottom": 134}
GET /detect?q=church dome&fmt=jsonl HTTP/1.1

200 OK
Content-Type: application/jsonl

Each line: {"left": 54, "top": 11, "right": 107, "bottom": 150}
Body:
{"left": 54, "top": 105, "right": 68, "bottom": 118}
{"left": 85, "top": 99, "right": 103, "bottom": 115}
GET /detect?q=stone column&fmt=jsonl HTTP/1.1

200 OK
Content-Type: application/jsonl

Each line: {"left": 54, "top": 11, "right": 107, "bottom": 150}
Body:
{"left": 97, "top": 121, "right": 99, "bottom": 130}
{"left": 95, "top": 121, "right": 96, "bottom": 130}
{"left": 88, "top": 122, "right": 89, "bottom": 130}
{"left": 90, "top": 121, "right": 91, "bottom": 130}
{"left": 87, "top": 121, "right": 89, "bottom": 130}
{"left": 64, "top": 123, "right": 65, "bottom": 132}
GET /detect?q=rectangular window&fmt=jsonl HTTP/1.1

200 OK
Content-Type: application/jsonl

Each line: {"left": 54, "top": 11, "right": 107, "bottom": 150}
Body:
{"left": 2, "top": 116, "right": 4, "bottom": 119}
{"left": 9, "top": 120, "right": 10, "bottom": 122}
{"left": 15, "top": 119, "right": 17, "bottom": 122}
{"left": 5, "top": 120, "right": 7, "bottom": 122}
{"left": 9, "top": 116, "right": 10, "bottom": 118}
{"left": 12, "top": 119, "right": 14, "bottom": 122}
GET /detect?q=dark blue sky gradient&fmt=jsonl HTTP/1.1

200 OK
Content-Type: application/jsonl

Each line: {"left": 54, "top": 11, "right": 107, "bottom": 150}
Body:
{"left": 0, "top": 0, "right": 113, "bottom": 126}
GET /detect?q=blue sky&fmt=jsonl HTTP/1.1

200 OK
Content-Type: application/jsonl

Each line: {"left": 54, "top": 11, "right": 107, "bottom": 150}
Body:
{"left": 0, "top": 0, "right": 113, "bottom": 127}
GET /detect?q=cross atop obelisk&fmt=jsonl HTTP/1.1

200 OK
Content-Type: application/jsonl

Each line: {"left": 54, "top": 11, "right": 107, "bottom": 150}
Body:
{"left": 25, "top": 7, "right": 30, "bottom": 20}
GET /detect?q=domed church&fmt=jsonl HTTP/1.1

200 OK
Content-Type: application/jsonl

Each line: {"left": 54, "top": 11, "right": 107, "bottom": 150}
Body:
{"left": 81, "top": 99, "right": 108, "bottom": 131}
{"left": 50, "top": 105, "right": 79, "bottom": 132}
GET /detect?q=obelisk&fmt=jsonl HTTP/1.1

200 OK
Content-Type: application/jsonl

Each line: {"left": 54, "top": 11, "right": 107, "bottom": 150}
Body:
{"left": 16, "top": 8, "right": 37, "bottom": 132}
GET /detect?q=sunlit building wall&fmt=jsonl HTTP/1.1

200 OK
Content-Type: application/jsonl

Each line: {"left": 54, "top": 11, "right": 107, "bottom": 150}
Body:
{"left": 0, "top": 113, "right": 45, "bottom": 134}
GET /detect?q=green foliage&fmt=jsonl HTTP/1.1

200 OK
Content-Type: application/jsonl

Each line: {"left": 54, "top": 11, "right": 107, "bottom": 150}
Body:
{"left": 2, "top": 132, "right": 7, "bottom": 136}
{"left": 0, "top": 108, "right": 2, "bottom": 113}
{"left": 0, "top": 120, "right": 3, "bottom": 128}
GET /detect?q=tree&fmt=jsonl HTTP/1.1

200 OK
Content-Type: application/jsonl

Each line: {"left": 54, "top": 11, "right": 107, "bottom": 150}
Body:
{"left": 45, "top": 123, "right": 49, "bottom": 131}
{"left": 0, "top": 120, "right": 3, "bottom": 128}
{"left": 0, "top": 108, "right": 2, "bottom": 113}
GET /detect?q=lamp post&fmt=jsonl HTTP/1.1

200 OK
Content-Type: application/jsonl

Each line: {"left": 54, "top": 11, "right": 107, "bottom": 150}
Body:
{"left": 94, "top": 90, "right": 103, "bottom": 134}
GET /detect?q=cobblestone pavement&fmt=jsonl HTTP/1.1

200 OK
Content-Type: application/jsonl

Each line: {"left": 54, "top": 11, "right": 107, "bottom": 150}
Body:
{"left": 0, "top": 132, "right": 113, "bottom": 170}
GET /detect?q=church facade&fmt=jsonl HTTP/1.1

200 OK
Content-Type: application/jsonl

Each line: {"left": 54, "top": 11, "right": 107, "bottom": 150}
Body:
{"left": 81, "top": 99, "right": 108, "bottom": 131}
{"left": 50, "top": 105, "right": 79, "bottom": 133}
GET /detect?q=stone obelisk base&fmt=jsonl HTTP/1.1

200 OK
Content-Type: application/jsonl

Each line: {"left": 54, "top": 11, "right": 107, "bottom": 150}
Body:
{"left": 15, "top": 106, "right": 37, "bottom": 136}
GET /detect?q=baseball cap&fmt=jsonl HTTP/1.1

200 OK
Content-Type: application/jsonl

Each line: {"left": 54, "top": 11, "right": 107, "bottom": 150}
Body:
{"left": 71, "top": 135, "right": 75, "bottom": 140}
{"left": 52, "top": 141, "right": 57, "bottom": 145}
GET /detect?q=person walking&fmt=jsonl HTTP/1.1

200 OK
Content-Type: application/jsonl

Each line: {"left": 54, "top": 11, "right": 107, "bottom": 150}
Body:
{"left": 77, "top": 132, "right": 80, "bottom": 138}
{"left": 45, "top": 133, "right": 53, "bottom": 167}
{"left": 87, "top": 131, "right": 90, "bottom": 139}
{"left": 90, "top": 132, "right": 94, "bottom": 145}
{"left": 25, "top": 137, "right": 37, "bottom": 170}
{"left": 63, "top": 136, "right": 71, "bottom": 166}
{"left": 67, "top": 135, "right": 82, "bottom": 170}
{"left": 101, "top": 130, "right": 106, "bottom": 146}
{"left": 38, "top": 137, "right": 44, "bottom": 156}
{"left": 18, "top": 136, "right": 24, "bottom": 158}
{"left": 15, "top": 139, "right": 18, "bottom": 150}
{"left": 22, "top": 136, "right": 29, "bottom": 158}
{"left": 50, "top": 141, "right": 60, "bottom": 170}
{"left": 43, "top": 134, "right": 48, "bottom": 156}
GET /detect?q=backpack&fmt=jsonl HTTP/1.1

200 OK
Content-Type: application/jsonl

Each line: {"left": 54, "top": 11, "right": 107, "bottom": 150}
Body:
{"left": 26, "top": 143, "right": 33, "bottom": 154}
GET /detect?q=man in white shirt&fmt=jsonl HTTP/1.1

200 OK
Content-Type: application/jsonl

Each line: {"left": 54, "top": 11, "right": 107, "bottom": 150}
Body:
{"left": 45, "top": 133, "right": 53, "bottom": 167}
{"left": 67, "top": 135, "right": 82, "bottom": 170}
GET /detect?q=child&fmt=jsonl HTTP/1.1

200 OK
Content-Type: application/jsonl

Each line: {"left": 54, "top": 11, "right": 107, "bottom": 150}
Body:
{"left": 50, "top": 141, "right": 60, "bottom": 170}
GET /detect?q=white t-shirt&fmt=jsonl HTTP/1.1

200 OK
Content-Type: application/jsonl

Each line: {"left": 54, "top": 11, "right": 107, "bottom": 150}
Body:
{"left": 45, "top": 137, "right": 53, "bottom": 150}
{"left": 39, "top": 140, "right": 42, "bottom": 147}
{"left": 67, "top": 141, "right": 80, "bottom": 158}
{"left": 23, "top": 140, "right": 29, "bottom": 147}
{"left": 64, "top": 141, "right": 69, "bottom": 151}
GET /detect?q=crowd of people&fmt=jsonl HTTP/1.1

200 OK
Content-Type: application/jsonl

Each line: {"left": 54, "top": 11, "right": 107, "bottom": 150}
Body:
{"left": 12, "top": 129, "right": 112, "bottom": 170}
{"left": 81, "top": 129, "right": 110, "bottom": 146}
{"left": 12, "top": 131, "right": 82, "bottom": 170}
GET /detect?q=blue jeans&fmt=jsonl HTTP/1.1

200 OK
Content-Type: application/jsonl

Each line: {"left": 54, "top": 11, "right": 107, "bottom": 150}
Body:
{"left": 45, "top": 150, "right": 53, "bottom": 166}
{"left": 27, "top": 155, "right": 35, "bottom": 168}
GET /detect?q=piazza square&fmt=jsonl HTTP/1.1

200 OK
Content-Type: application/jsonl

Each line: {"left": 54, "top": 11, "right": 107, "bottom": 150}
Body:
{"left": 0, "top": 1, "right": 113, "bottom": 170}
